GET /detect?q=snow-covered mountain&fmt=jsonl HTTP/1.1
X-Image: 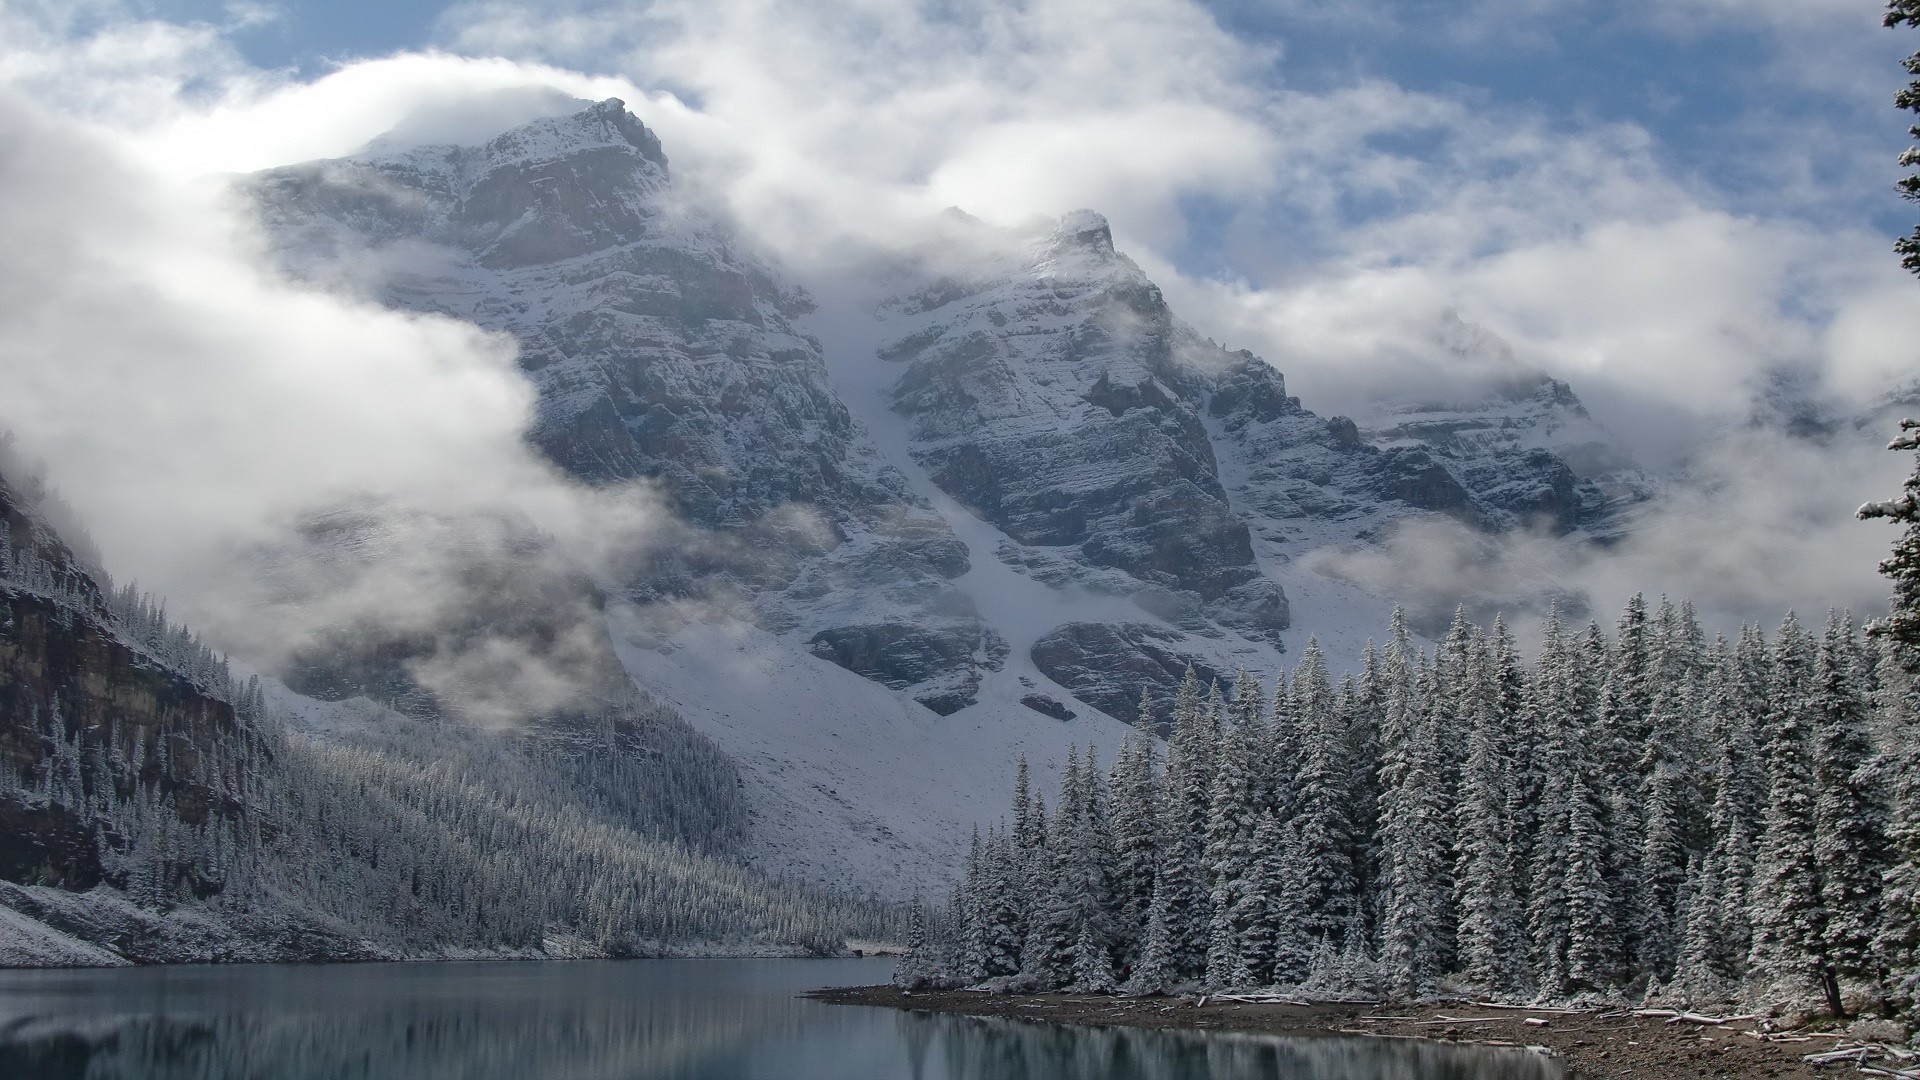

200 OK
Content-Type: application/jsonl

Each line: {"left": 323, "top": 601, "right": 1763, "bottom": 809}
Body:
{"left": 244, "top": 99, "right": 1640, "bottom": 898}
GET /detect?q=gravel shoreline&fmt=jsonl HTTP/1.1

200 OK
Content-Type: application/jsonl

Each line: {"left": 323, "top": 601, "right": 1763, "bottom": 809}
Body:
{"left": 808, "top": 985, "right": 1836, "bottom": 1079}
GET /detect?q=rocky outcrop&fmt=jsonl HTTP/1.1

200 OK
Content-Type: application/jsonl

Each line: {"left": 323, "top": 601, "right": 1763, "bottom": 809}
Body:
{"left": 0, "top": 467, "right": 264, "bottom": 900}
{"left": 1029, "top": 622, "right": 1226, "bottom": 726}
{"left": 807, "top": 622, "right": 1008, "bottom": 715}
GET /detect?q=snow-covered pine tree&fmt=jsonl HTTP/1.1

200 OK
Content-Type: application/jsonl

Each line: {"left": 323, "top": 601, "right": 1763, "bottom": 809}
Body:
{"left": 1861, "top": 414, "right": 1920, "bottom": 1009}
{"left": 1204, "top": 713, "right": 1261, "bottom": 985}
{"left": 1488, "top": 616, "right": 1537, "bottom": 915}
{"left": 1160, "top": 667, "right": 1216, "bottom": 979}
{"left": 1673, "top": 849, "right": 1730, "bottom": 1003}
{"left": 1702, "top": 635, "right": 1764, "bottom": 982}
{"left": 1345, "top": 646, "right": 1386, "bottom": 942}
{"left": 1601, "top": 594, "right": 1655, "bottom": 974}
{"left": 1124, "top": 876, "right": 1178, "bottom": 995}
{"left": 1071, "top": 746, "right": 1121, "bottom": 992}
{"left": 1749, "top": 613, "right": 1826, "bottom": 1004}
{"left": 1257, "top": 811, "right": 1315, "bottom": 986}
{"left": 1379, "top": 656, "right": 1451, "bottom": 999}
{"left": 1290, "top": 640, "right": 1358, "bottom": 949}
{"left": 1564, "top": 763, "right": 1621, "bottom": 993}
{"left": 1021, "top": 751, "right": 1081, "bottom": 987}
{"left": 1808, "top": 612, "right": 1887, "bottom": 1017}
{"left": 1637, "top": 679, "right": 1697, "bottom": 984}
{"left": 1527, "top": 609, "right": 1578, "bottom": 995}
{"left": 1109, "top": 696, "right": 1162, "bottom": 967}
{"left": 1456, "top": 630, "right": 1524, "bottom": 994}
{"left": 1860, "top": 418, "right": 1920, "bottom": 650}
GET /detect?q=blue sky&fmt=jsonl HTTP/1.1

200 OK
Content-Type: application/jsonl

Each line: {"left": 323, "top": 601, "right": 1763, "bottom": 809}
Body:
{"left": 138, "top": 0, "right": 1916, "bottom": 240}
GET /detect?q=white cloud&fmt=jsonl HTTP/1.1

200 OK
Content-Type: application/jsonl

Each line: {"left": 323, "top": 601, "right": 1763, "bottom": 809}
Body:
{"left": 0, "top": 84, "right": 669, "bottom": 721}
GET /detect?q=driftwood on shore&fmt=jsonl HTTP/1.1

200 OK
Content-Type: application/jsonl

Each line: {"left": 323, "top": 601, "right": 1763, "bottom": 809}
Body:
{"left": 1803, "top": 1040, "right": 1920, "bottom": 1078}
{"left": 1634, "top": 1008, "right": 1762, "bottom": 1026}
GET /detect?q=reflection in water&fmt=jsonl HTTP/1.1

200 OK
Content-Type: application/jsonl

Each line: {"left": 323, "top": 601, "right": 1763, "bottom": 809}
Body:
{"left": 912, "top": 1013, "right": 1562, "bottom": 1080}
{"left": 0, "top": 959, "right": 1565, "bottom": 1080}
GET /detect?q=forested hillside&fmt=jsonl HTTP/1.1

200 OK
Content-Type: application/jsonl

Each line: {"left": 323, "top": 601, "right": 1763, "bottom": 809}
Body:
{"left": 0, "top": 443, "right": 895, "bottom": 964}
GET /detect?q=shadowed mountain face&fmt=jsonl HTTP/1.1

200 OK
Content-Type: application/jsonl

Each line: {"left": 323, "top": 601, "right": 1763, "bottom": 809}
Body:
{"left": 248, "top": 99, "right": 1636, "bottom": 724}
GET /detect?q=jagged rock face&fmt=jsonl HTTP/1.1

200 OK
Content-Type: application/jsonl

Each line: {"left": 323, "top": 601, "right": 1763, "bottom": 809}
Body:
{"left": 249, "top": 100, "right": 1001, "bottom": 713}
{"left": 0, "top": 474, "right": 258, "bottom": 894}
{"left": 879, "top": 213, "right": 1294, "bottom": 637}
{"left": 250, "top": 99, "right": 903, "bottom": 531}
{"left": 806, "top": 622, "right": 1008, "bottom": 715}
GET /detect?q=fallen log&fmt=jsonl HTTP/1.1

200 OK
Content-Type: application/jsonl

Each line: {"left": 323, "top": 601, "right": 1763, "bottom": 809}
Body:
{"left": 1634, "top": 1009, "right": 1761, "bottom": 1025}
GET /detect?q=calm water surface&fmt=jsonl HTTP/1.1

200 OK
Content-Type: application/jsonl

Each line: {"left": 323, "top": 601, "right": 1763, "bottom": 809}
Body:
{"left": 0, "top": 958, "right": 1568, "bottom": 1079}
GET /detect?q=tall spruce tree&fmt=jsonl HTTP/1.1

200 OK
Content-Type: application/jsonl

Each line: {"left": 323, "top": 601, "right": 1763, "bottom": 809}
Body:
{"left": 1808, "top": 614, "right": 1887, "bottom": 1016}
{"left": 1110, "top": 705, "right": 1162, "bottom": 966}
{"left": 1456, "top": 631, "right": 1524, "bottom": 993}
{"left": 1204, "top": 714, "right": 1260, "bottom": 985}
{"left": 1749, "top": 614, "right": 1826, "bottom": 1004}
{"left": 1290, "top": 640, "right": 1358, "bottom": 948}
{"left": 1527, "top": 609, "right": 1578, "bottom": 995}
{"left": 1160, "top": 666, "right": 1214, "bottom": 978}
{"left": 1703, "top": 636, "right": 1764, "bottom": 980}
{"left": 1379, "top": 657, "right": 1451, "bottom": 998}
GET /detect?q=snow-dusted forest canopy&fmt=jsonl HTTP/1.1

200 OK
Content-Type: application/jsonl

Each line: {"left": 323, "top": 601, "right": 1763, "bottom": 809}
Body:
{"left": 909, "top": 425, "right": 1920, "bottom": 1017}
{"left": 915, "top": 602, "right": 1900, "bottom": 1013}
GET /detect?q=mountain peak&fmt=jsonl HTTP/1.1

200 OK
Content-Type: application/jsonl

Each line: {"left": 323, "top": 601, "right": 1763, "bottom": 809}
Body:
{"left": 1053, "top": 209, "right": 1114, "bottom": 254}
{"left": 476, "top": 97, "right": 669, "bottom": 176}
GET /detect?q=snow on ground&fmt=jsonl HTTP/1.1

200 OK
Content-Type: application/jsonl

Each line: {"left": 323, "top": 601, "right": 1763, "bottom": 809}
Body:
{"left": 609, "top": 609, "right": 1134, "bottom": 901}
{"left": 0, "top": 902, "right": 129, "bottom": 968}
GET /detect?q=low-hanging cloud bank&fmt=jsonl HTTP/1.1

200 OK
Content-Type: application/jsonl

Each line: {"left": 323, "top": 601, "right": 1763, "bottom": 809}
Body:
{"left": 0, "top": 85, "right": 670, "bottom": 723}
{"left": 0, "top": 0, "right": 1915, "bottom": 665}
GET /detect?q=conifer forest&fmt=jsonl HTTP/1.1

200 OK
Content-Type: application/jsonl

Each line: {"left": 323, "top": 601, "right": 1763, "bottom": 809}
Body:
{"left": 905, "top": 424, "right": 1920, "bottom": 1020}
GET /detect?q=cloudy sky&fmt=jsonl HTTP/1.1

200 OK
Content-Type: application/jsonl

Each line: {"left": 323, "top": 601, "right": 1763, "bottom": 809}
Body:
{"left": 1, "top": 0, "right": 1918, "bottom": 637}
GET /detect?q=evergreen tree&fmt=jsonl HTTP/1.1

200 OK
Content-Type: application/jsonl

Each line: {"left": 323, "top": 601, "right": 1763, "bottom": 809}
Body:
{"left": 1345, "top": 647, "right": 1386, "bottom": 941}
{"left": 1749, "top": 614, "right": 1825, "bottom": 1003}
{"left": 1290, "top": 640, "right": 1358, "bottom": 947}
{"left": 1456, "top": 633, "right": 1524, "bottom": 993}
{"left": 1204, "top": 715, "right": 1260, "bottom": 985}
{"left": 1379, "top": 658, "right": 1450, "bottom": 998}
{"left": 1160, "top": 668, "right": 1216, "bottom": 978}
{"left": 1637, "top": 680, "right": 1696, "bottom": 983}
{"left": 1527, "top": 610, "right": 1578, "bottom": 995}
{"left": 1808, "top": 614, "right": 1887, "bottom": 1016}
{"left": 1109, "top": 704, "right": 1162, "bottom": 964}
{"left": 1703, "top": 637, "right": 1763, "bottom": 979}
{"left": 1124, "top": 876, "right": 1177, "bottom": 995}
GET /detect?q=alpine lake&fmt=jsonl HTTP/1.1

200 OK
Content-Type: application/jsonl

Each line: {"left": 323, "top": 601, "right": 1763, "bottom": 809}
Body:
{"left": 0, "top": 957, "right": 1568, "bottom": 1078}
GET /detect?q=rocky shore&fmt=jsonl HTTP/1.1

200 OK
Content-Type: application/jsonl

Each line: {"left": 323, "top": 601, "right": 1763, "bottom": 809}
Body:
{"left": 808, "top": 985, "right": 1868, "bottom": 1079}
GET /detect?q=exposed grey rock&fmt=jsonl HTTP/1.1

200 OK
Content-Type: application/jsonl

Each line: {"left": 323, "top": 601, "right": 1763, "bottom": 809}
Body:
{"left": 1019, "top": 694, "right": 1076, "bottom": 721}
{"left": 1029, "top": 621, "right": 1225, "bottom": 724}
{"left": 807, "top": 622, "right": 1008, "bottom": 715}
{"left": 878, "top": 213, "right": 1292, "bottom": 642}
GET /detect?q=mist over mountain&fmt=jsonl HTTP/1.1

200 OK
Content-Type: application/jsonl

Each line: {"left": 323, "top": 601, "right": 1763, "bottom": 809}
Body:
{"left": 158, "top": 98, "right": 1675, "bottom": 897}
